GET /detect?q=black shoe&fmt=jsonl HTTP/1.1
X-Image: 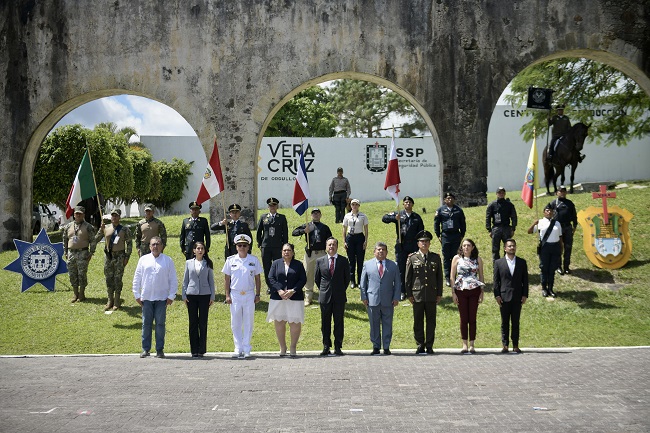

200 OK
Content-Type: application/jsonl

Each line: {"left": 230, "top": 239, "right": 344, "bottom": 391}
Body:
{"left": 198, "top": 353, "right": 204, "bottom": 358}
{"left": 320, "top": 347, "right": 331, "bottom": 356}
{"left": 140, "top": 350, "right": 150, "bottom": 358}
{"left": 501, "top": 346, "right": 509, "bottom": 353}
{"left": 155, "top": 350, "right": 165, "bottom": 358}
{"left": 548, "top": 289, "right": 557, "bottom": 298}
{"left": 191, "top": 353, "right": 199, "bottom": 358}
{"left": 334, "top": 348, "right": 344, "bottom": 356}
{"left": 513, "top": 348, "right": 523, "bottom": 354}
{"left": 564, "top": 268, "right": 571, "bottom": 275}
{"left": 542, "top": 289, "right": 549, "bottom": 297}
{"left": 383, "top": 349, "right": 391, "bottom": 355}
{"left": 557, "top": 268, "right": 564, "bottom": 275}
{"left": 415, "top": 346, "right": 426, "bottom": 355}
{"left": 426, "top": 347, "right": 434, "bottom": 355}
{"left": 371, "top": 348, "right": 381, "bottom": 356}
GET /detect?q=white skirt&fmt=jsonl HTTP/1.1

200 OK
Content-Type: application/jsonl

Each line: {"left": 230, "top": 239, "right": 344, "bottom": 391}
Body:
{"left": 266, "top": 299, "right": 305, "bottom": 324}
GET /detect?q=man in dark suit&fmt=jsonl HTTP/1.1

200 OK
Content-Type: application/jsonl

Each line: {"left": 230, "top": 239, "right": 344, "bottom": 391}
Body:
{"left": 180, "top": 201, "right": 211, "bottom": 260}
{"left": 382, "top": 195, "right": 425, "bottom": 300}
{"left": 257, "top": 197, "right": 288, "bottom": 290}
{"left": 360, "top": 242, "right": 402, "bottom": 355}
{"left": 211, "top": 203, "right": 253, "bottom": 259}
{"left": 314, "top": 237, "right": 351, "bottom": 356}
{"left": 493, "top": 239, "right": 529, "bottom": 354}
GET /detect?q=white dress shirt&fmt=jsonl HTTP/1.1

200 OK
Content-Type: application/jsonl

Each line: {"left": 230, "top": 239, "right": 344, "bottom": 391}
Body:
{"left": 132, "top": 253, "right": 178, "bottom": 301}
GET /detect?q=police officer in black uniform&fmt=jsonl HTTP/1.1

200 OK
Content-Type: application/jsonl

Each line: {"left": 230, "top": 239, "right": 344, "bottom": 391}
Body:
{"left": 547, "top": 186, "right": 578, "bottom": 275}
{"left": 382, "top": 196, "right": 425, "bottom": 300}
{"left": 486, "top": 186, "right": 518, "bottom": 261}
{"left": 211, "top": 203, "right": 253, "bottom": 259}
{"left": 180, "top": 201, "right": 211, "bottom": 260}
{"left": 256, "top": 197, "right": 288, "bottom": 289}
{"left": 433, "top": 192, "right": 466, "bottom": 286}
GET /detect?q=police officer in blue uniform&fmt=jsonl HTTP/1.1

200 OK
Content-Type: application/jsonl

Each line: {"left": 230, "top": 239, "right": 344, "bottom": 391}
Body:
{"left": 485, "top": 187, "right": 518, "bottom": 261}
{"left": 382, "top": 196, "right": 424, "bottom": 300}
{"left": 211, "top": 203, "right": 253, "bottom": 259}
{"left": 180, "top": 201, "right": 211, "bottom": 260}
{"left": 433, "top": 192, "right": 466, "bottom": 286}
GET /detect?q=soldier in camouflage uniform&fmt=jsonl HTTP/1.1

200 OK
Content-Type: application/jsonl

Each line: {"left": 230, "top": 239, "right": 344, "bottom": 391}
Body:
{"left": 95, "top": 209, "right": 132, "bottom": 310}
{"left": 135, "top": 203, "right": 167, "bottom": 256}
{"left": 62, "top": 206, "right": 98, "bottom": 303}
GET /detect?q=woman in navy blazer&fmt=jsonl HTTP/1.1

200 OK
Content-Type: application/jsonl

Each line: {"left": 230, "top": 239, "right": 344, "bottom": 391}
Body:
{"left": 267, "top": 243, "right": 307, "bottom": 357}
{"left": 182, "top": 241, "right": 215, "bottom": 357}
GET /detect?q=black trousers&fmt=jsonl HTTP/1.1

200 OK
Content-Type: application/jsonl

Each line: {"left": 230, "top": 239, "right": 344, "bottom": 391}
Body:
{"left": 332, "top": 191, "right": 347, "bottom": 223}
{"left": 346, "top": 233, "right": 365, "bottom": 285}
{"left": 499, "top": 300, "right": 522, "bottom": 347}
{"left": 413, "top": 301, "right": 437, "bottom": 349}
{"left": 395, "top": 241, "right": 417, "bottom": 294}
{"left": 186, "top": 294, "right": 211, "bottom": 355}
{"left": 320, "top": 302, "right": 346, "bottom": 349}
{"left": 441, "top": 233, "right": 462, "bottom": 280}
{"left": 490, "top": 226, "right": 514, "bottom": 261}
{"left": 560, "top": 224, "right": 574, "bottom": 270}
{"left": 539, "top": 242, "right": 561, "bottom": 290}
{"left": 261, "top": 246, "right": 282, "bottom": 288}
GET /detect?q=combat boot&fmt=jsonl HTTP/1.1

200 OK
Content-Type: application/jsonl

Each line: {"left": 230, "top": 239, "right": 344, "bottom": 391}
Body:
{"left": 71, "top": 288, "right": 79, "bottom": 303}
{"left": 78, "top": 287, "right": 87, "bottom": 302}
{"left": 104, "top": 293, "right": 114, "bottom": 311}
{"left": 112, "top": 290, "right": 122, "bottom": 310}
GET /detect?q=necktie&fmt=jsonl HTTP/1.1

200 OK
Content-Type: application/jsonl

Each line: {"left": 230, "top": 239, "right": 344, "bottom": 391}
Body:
{"left": 379, "top": 260, "right": 384, "bottom": 277}
{"left": 329, "top": 257, "right": 335, "bottom": 276}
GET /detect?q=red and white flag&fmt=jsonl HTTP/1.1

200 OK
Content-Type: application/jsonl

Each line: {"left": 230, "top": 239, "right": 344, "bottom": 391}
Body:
{"left": 384, "top": 133, "right": 401, "bottom": 206}
{"left": 292, "top": 149, "right": 310, "bottom": 216}
{"left": 65, "top": 150, "right": 97, "bottom": 219}
{"left": 196, "top": 138, "right": 225, "bottom": 205}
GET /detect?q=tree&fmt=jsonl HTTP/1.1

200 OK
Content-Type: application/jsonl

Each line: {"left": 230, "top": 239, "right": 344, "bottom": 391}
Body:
{"left": 91, "top": 124, "right": 134, "bottom": 204}
{"left": 128, "top": 145, "right": 155, "bottom": 205}
{"left": 328, "top": 80, "right": 427, "bottom": 138}
{"left": 151, "top": 158, "right": 193, "bottom": 212}
{"left": 505, "top": 58, "right": 650, "bottom": 146}
{"left": 266, "top": 87, "right": 337, "bottom": 137}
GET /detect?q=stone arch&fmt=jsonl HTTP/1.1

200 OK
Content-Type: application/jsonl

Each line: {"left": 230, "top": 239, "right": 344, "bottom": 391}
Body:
{"left": 20, "top": 90, "right": 208, "bottom": 240}
{"left": 254, "top": 71, "right": 443, "bottom": 210}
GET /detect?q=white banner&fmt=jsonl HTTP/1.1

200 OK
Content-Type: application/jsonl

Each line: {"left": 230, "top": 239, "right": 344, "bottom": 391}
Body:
{"left": 257, "top": 137, "right": 439, "bottom": 208}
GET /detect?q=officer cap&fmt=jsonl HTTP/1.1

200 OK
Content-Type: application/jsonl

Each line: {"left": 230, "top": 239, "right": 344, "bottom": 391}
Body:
{"left": 110, "top": 208, "right": 121, "bottom": 216}
{"left": 337, "top": 167, "right": 343, "bottom": 172}
{"left": 74, "top": 206, "right": 85, "bottom": 214}
{"left": 403, "top": 196, "right": 414, "bottom": 204}
{"left": 266, "top": 197, "right": 279, "bottom": 206}
{"left": 556, "top": 104, "right": 565, "bottom": 109}
{"left": 444, "top": 192, "right": 456, "bottom": 199}
{"left": 559, "top": 186, "right": 567, "bottom": 192}
{"left": 189, "top": 201, "right": 201, "bottom": 209}
{"left": 233, "top": 233, "right": 251, "bottom": 244}
{"left": 416, "top": 230, "right": 434, "bottom": 241}
{"left": 350, "top": 198, "right": 360, "bottom": 205}
{"left": 144, "top": 203, "right": 154, "bottom": 211}
{"left": 544, "top": 203, "right": 554, "bottom": 211}
{"left": 228, "top": 203, "right": 242, "bottom": 212}
{"left": 496, "top": 186, "right": 506, "bottom": 193}
{"left": 311, "top": 208, "right": 321, "bottom": 214}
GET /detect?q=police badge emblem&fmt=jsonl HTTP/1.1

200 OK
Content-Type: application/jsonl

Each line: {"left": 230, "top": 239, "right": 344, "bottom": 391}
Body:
{"left": 366, "top": 143, "right": 387, "bottom": 172}
{"left": 3, "top": 229, "right": 68, "bottom": 292}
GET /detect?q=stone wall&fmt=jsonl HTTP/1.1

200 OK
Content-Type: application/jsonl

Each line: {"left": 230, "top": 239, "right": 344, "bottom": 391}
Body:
{"left": 1, "top": 0, "right": 648, "bottom": 249}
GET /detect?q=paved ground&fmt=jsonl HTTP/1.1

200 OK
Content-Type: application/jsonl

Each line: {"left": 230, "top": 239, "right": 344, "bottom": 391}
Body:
{"left": 1, "top": 347, "right": 648, "bottom": 432}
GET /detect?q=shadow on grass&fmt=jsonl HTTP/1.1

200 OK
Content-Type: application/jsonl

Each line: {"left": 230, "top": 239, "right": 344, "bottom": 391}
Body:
{"left": 618, "top": 258, "right": 650, "bottom": 269}
{"left": 556, "top": 290, "right": 617, "bottom": 309}
{"left": 570, "top": 268, "right": 616, "bottom": 283}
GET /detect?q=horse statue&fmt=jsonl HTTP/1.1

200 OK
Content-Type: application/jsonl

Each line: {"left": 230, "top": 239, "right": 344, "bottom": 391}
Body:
{"left": 543, "top": 123, "right": 590, "bottom": 195}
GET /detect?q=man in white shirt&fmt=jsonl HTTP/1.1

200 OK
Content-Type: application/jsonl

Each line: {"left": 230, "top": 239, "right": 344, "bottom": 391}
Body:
{"left": 132, "top": 236, "right": 178, "bottom": 359}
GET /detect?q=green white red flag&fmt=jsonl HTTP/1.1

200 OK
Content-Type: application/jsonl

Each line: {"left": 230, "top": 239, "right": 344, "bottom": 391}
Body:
{"left": 65, "top": 150, "right": 97, "bottom": 218}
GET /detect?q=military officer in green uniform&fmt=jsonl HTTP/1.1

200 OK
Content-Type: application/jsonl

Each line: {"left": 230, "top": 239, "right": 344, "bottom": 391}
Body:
{"left": 95, "top": 208, "right": 132, "bottom": 311}
{"left": 180, "top": 201, "right": 211, "bottom": 260}
{"left": 135, "top": 203, "right": 167, "bottom": 256}
{"left": 256, "top": 197, "right": 288, "bottom": 290}
{"left": 62, "top": 206, "right": 98, "bottom": 303}
{"left": 404, "top": 230, "right": 444, "bottom": 355}
{"left": 211, "top": 203, "right": 253, "bottom": 259}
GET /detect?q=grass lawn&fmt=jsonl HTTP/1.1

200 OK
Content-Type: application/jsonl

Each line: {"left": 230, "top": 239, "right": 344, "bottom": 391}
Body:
{"left": 1, "top": 181, "right": 649, "bottom": 355}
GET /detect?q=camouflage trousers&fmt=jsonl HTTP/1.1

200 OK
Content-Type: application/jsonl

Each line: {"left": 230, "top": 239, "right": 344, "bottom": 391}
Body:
{"left": 138, "top": 245, "right": 151, "bottom": 257}
{"left": 68, "top": 249, "right": 91, "bottom": 289}
{"left": 104, "top": 251, "right": 127, "bottom": 296}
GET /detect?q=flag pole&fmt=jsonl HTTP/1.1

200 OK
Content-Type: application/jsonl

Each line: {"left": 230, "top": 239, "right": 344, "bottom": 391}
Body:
{"left": 534, "top": 127, "right": 539, "bottom": 218}
{"left": 301, "top": 138, "right": 309, "bottom": 249}
{"left": 215, "top": 136, "right": 230, "bottom": 252}
{"left": 393, "top": 127, "right": 402, "bottom": 245}
{"left": 84, "top": 138, "right": 103, "bottom": 221}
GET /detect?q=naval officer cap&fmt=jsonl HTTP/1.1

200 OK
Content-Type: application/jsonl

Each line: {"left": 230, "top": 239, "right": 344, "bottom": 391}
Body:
{"left": 233, "top": 233, "right": 252, "bottom": 244}
{"left": 416, "top": 230, "right": 434, "bottom": 241}
{"left": 189, "top": 201, "right": 201, "bottom": 209}
{"left": 266, "top": 197, "right": 279, "bottom": 205}
{"left": 228, "top": 203, "right": 242, "bottom": 212}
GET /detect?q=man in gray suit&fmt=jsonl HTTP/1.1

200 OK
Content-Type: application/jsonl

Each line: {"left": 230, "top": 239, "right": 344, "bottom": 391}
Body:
{"left": 360, "top": 242, "right": 402, "bottom": 355}
{"left": 493, "top": 239, "right": 529, "bottom": 354}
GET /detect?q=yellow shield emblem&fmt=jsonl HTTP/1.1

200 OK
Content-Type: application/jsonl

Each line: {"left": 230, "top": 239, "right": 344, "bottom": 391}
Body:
{"left": 577, "top": 205, "right": 633, "bottom": 270}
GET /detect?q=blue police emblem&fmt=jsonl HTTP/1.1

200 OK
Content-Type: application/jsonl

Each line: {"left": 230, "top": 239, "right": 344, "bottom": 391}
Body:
{"left": 3, "top": 228, "right": 68, "bottom": 292}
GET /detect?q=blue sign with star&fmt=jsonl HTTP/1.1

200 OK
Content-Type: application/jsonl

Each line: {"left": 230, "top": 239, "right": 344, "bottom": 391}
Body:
{"left": 3, "top": 228, "right": 68, "bottom": 292}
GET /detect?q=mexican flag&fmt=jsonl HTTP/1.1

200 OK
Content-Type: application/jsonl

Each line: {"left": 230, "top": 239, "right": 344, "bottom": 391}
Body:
{"left": 65, "top": 150, "right": 97, "bottom": 218}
